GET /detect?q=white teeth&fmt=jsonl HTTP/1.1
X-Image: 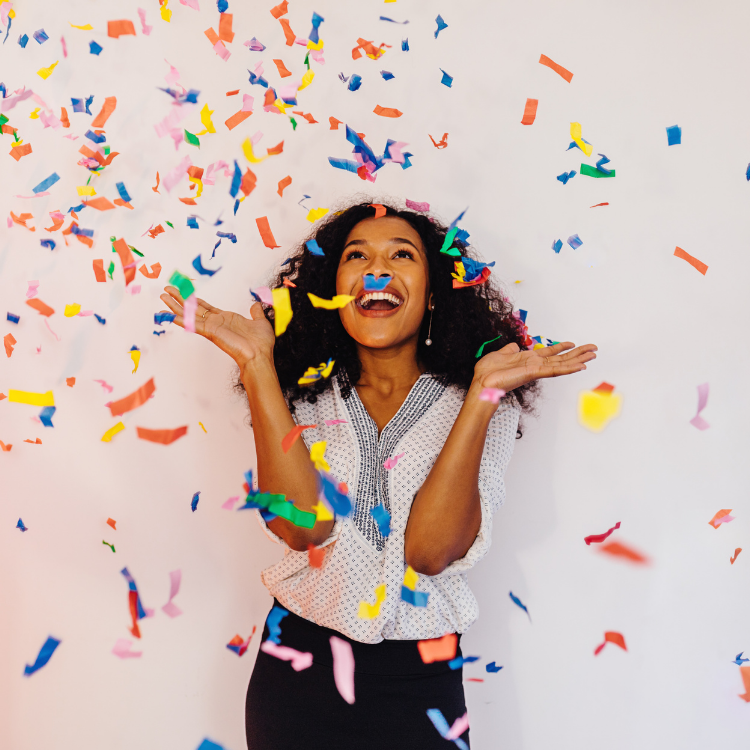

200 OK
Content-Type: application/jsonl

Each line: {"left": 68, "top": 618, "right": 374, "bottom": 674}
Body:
{"left": 358, "top": 292, "right": 402, "bottom": 307}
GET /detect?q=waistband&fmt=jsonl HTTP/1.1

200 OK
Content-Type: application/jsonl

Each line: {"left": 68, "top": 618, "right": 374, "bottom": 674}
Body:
{"left": 262, "top": 600, "right": 463, "bottom": 677}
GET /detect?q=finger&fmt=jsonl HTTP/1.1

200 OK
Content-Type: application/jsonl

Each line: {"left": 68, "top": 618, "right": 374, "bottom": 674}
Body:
{"left": 162, "top": 285, "right": 186, "bottom": 307}
{"left": 498, "top": 342, "right": 520, "bottom": 353}
{"left": 537, "top": 362, "right": 588, "bottom": 378}
{"left": 534, "top": 342, "right": 576, "bottom": 357}
{"left": 160, "top": 293, "right": 184, "bottom": 315}
{"left": 194, "top": 297, "right": 222, "bottom": 314}
{"left": 249, "top": 301, "right": 265, "bottom": 321}
{"left": 538, "top": 343, "right": 598, "bottom": 363}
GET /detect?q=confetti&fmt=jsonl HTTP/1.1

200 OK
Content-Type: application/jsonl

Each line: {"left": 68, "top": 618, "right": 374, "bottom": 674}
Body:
{"left": 256, "top": 216, "right": 280, "bottom": 248}
{"left": 594, "top": 631, "right": 627, "bottom": 655}
{"left": 370, "top": 504, "right": 391, "bottom": 537}
{"left": 578, "top": 383, "right": 622, "bottom": 432}
{"left": 539, "top": 53, "right": 573, "bottom": 82}
{"left": 358, "top": 583, "right": 386, "bottom": 619}
{"left": 101, "top": 422, "right": 125, "bottom": 442}
{"left": 227, "top": 627, "right": 256, "bottom": 656}
{"left": 739, "top": 667, "right": 750, "bottom": 702}
{"left": 137, "top": 426, "right": 188, "bottom": 444}
{"left": 426, "top": 709, "right": 469, "bottom": 750}
{"left": 24, "top": 637, "right": 61, "bottom": 676}
{"left": 281, "top": 424, "right": 316, "bottom": 453}
{"left": 486, "top": 662, "right": 503, "bottom": 673}
{"left": 112, "top": 639, "right": 142, "bottom": 658}
{"left": 17, "top": 518, "right": 28, "bottom": 532}
{"left": 9, "top": 389, "right": 55, "bottom": 406}
{"left": 521, "top": 98, "right": 538, "bottom": 125}
{"left": 666, "top": 124, "right": 682, "bottom": 145}
{"left": 690, "top": 382, "right": 710, "bottom": 430}
{"left": 439, "top": 68, "right": 453, "bottom": 87}
{"left": 107, "top": 20, "right": 136, "bottom": 38}
{"left": 330, "top": 636, "right": 355, "bottom": 703}
{"left": 708, "top": 509, "right": 734, "bottom": 529}
{"left": 373, "top": 105, "right": 402, "bottom": 117}
{"left": 570, "top": 123, "right": 592, "bottom": 157}
{"left": 584, "top": 521, "right": 621, "bottom": 545}
{"left": 191, "top": 492, "right": 200, "bottom": 512}
{"left": 307, "top": 293, "right": 355, "bottom": 310}
{"left": 109, "top": 378, "right": 155, "bottom": 417}
{"left": 260, "top": 640, "right": 314, "bottom": 670}
{"left": 161, "top": 569, "right": 183, "bottom": 617}
{"left": 418, "top": 634, "right": 458, "bottom": 664}
{"left": 102, "top": 541, "right": 116, "bottom": 553}
{"left": 674, "top": 246, "right": 708, "bottom": 275}
{"left": 580, "top": 163, "right": 615, "bottom": 178}
{"left": 277, "top": 175, "right": 292, "bottom": 196}
{"left": 598, "top": 541, "right": 649, "bottom": 564}
{"left": 731, "top": 548, "right": 742, "bottom": 565}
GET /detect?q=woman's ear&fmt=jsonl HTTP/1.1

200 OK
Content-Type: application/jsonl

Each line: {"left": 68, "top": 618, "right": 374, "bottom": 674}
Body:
{"left": 427, "top": 293, "right": 434, "bottom": 311}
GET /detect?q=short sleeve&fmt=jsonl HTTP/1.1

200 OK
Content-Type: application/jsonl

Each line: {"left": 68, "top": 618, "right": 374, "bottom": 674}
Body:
{"left": 440, "top": 401, "right": 520, "bottom": 574}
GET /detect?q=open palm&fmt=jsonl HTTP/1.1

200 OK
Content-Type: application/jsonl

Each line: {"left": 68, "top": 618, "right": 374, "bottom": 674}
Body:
{"left": 159, "top": 286, "right": 275, "bottom": 371}
{"left": 475, "top": 341, "right": 598, "bottom": 393}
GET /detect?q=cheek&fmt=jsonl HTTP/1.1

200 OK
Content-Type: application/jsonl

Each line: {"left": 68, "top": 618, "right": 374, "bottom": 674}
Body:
{"left": 336, "top": 266, "right": 356, "bottom": 295}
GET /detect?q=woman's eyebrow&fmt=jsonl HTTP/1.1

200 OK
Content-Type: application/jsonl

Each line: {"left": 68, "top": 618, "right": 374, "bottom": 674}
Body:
{"left": 343, "top": 237, "right": 420, "bottom": 250}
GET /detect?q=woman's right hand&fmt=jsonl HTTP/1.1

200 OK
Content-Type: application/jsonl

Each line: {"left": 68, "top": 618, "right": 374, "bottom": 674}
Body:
{"left": 159, "top": 286, "right": 276, "bottom": 374}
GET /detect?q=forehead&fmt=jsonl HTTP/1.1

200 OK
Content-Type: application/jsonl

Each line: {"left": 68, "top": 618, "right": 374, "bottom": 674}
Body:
{"left": 344, "top": 216, "right": 424, "bottom": 250}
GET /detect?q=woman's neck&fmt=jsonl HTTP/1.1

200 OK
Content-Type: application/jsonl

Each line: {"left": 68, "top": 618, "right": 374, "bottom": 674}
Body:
{"left": 355, "top": 339, "right": 424, "bottom": 397}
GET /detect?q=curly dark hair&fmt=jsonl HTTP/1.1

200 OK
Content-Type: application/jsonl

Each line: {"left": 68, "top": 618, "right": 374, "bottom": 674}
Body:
{"left": 236, "top": 198, "right": 538, "bottom": 433}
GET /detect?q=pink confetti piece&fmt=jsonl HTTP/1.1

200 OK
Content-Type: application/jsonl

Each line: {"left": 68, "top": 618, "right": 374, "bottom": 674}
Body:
{"left": 183, "top": 294, "right": 197, "bottom": 333}
{"left": 15, "top": 192, "right": 50, "bottom": 199}
{"left": 63, "top": 133, "right": 79, "bottom": 140}
{"left": 39, "top": 110, "right": 62, "bottom": 129}
{"left": 405, "top": 200, "right": 430, "bottom": 212}
{"left": 163, "top": 155, "right": 193, "bottom": 192}
{"left": 61, "top": 36, "right": 67, "bottom": 58}
{"left": 126, "top": 285, "right": 142, "bottom": 295}
{"left": 222, "top": 495, "right": 241, "bottom": 510}
{"left": 445, "top": 712, "right": 470, "bottom": 741}
{"left": 252, "top": 286, "right": 273, "bottom": 305}
{"left": 44, "top": 319, "right": 60, "bottom": 341}
{"left": 180, "top": 0, "right": 200, "bottom": 9}
{"left": 250, "top": 130, "right": 263, "bottom": 145}
{"left": 26, "top": 281, "right": 40, "bottom": 298}
{"left": 1, "top": 89, "right": 33, "bottom": 113}
{"left": 479, "top": 387, "right": 506, "bottom": 403}
{"left": 690, "top": 382, "right": 710, "bottom": 430}
{"left": 242, "top": 94, "right": 254, "bottom": 112}
{"left": 137, "top": 8, "right": 153, "bottom": 35}
{"left": 213, "top": 40, "right": 231, "bottom": 60}
{"left": 324, "top": 419, "right": 348, "bottom": 426}
{"left": 383, "top": 452, "right": 405, "bottom": 470}
{"left": 161, "top": 569, "right": 183, "bottom": 618}
{"left": 260, "top": 640, "right": 314, "bottom": 671}
{"left": 383, "top": 141, "right": 408, "bottom": 165}
{"left": 76, "top": 310, "right": 94, "bottom": 317}
{"left": 94, "top": 379, "right": 114, "bottom": 393}
{"left": 310, "top": 49, "right": 325, "bottom": 64}
{"left": 203, "top": 160, "right": 229, "bottom": 185}
{"left": 112, "top": 638, "right": 143, "bottom": 659}
{"left": 0, "top": 2, "right": 12, "bottom": 26}
{"left": 164, "top": 61, "right": 181, "bottom": 86}
{"left": 330, "top": 636, "right": 355, "bottom": 704}
{"left": 154, "top": 104, "right": 195, "bottom": 139}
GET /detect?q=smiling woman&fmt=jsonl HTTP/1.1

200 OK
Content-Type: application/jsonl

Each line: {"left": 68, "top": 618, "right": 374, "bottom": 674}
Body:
{"left": 158, "top": 199, "right": 597, "bottom": 750}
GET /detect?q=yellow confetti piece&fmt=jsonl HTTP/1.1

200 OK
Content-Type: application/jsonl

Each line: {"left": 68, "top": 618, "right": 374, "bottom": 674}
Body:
{"left": 273, "top": 98, "right": 293, "bottom": 114}
{"left": 298, "top": 360, "right": 335, "bottom": 385}
{"left": 242, "top": 138, "right": 271, "bottom": 164}
{"left": 37, "top": 62, "right": 59, "bottom": 80}
{"left": 195, "top": 103, "right": 216, "bottom": 135}
{"left": 307, "top": 293, "right": 355, "bottom": 310}
{"left": 8, "top": 8, "right": 15, "bottom": 18}
{"left": 570, "top": 122, "right": 593, "bottom": 157}
{"left": 199, "top": 421, "right": 207, "bottom": 433}
{"left": 70, "top": 23, "right": 94, "bottom": 30}
{"left": 188, "top": 176, "right": 204, "bottom": 197}
{"left": 29, "top": 108, "right": 40, "bottom": 119}
{"left": 101, "top": 422, "right": 125, "bottom": 442}
{"left": 358, "top": 584, "right": 386, "bottom": 619}
{"left": 130, "top": 349, "right": 141, "bottom": 374}
{"left": 309, "top": 440, "right": 330, "bottom": 472}
{"left": 578, "top": 390, "right": 622, "bottom": 433}
{"left": 271, "top": 287, "right": 292, "bottom": 336}
{"left": 64, "top": 303, "right": 81, "bottom": 317}
{"left": 306, "top": 207, "right": 329, "bottom": 223}
{"left": 160, "top": 0, "right": 172, "bottom": 22}
{"left": 76, "top": 185, "right": 96, "bottom": 196}
{"left": 403, "top": 566, "right": 418, "bottom": 591}
{"left": 9, "top": 390, "right": 55, "bottom": 406}
{"left": 312, "top": 501, "right": 334, "bottom": 521}
{"left": 299, "top": 69, "right": 315, "bottom": 90}
{"left": 306, "top": 39, "right": 324, "bottom": 50}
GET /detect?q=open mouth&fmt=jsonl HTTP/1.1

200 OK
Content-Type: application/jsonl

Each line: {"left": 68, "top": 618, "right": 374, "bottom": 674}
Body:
{"left": 356, "top": 292, "right": 403, "bottom": 311}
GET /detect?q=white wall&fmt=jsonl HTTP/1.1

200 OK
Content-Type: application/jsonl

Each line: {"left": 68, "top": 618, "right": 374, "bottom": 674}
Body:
{"left": 2, "top": 0, "right": 749, "bottom": 748}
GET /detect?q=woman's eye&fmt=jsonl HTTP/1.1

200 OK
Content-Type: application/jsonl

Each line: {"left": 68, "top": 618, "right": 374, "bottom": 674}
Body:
{"left": 393, "top": 249, "right": 413, "bottom": 259}
{"left": 345, "top": 251, "right": 366, "bottom": 260}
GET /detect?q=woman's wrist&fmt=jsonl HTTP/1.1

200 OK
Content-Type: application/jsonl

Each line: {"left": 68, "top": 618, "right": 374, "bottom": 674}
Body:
{"left": 463, "top": 379, "right": 500, "bottom": 422}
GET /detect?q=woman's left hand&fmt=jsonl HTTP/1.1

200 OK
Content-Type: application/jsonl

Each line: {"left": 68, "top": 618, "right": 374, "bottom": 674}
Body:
{"left": 473, "top": 341, "right": 598, "bottom": 393}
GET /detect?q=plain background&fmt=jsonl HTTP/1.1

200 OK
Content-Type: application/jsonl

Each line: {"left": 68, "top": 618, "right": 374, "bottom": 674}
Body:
{"left": 2, "top": 0, "right": 749, "bottom": 748}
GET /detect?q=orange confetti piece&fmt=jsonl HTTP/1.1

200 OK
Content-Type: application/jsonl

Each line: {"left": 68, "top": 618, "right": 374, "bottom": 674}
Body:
{"left": 429, "top": 133, "right": 448, "bottom": 149}
{"left": 23, "top": 438, "right": 42, "bottom": 444}
{"left": 594, "top": 631, "right": 627, "bottom": 655}
{"left": 83, "top": 197, "right": 116, "bottom": 211}
{"left": 26, "top": 298, "right": 54, "bottom": 317}
{"left": 674, "top": 246, "right": 708, "bottom": 275}
{"left": 539, "top": 54, "right": 573, "bottom": 83}
{"left": 204, "top": 27, "right": 219, "bottom": 45}
{"left": 592, "top": 382, "right": 615, "bottom": 394}
{"left": 136, "top": 425, "right": 188, "bottom": 444}
{"left": 226, "top": 89, "right": 239, "bottom": 96}
{"left": 277, "top": 175, "right": 292, "bottom": 196}
{"left": 598, "top": 541, "right": 649, "bottom": 564}
{"left": 107, "top": 20, "right": 136, "bottom": 38}
{"left": 45, "top": 214, "right": 64, "bottom": 232}
{"left": 91, "top": 96, "right": 117, "bottom": 128}
{"left": 66, "top": 377, "right": 76, "bottom": 387}
{"left": 256, "top": 217, "right": 280, "bottom": 249}
{"left": 282, "top": 277, "right": 297, "bottom": 288}
{"left": 139, "top": 262, "right": 162, "bottom": 279}
{"left": 273, "top": 59, "right": 292, "bottom": 77}
{"left": 373, "top": 105, "right": 402, "bottom": 118}
{"left": 179, "top": 197, "right": 197, "bottom": 205}
{"left": 282, "top": 424, "right": 317, "bottom": 453}
{"left": 60, "top": 107, "right": 70, "bottom": 128}
{"left": 270, "top": 0, "right": 288, "bottom": 19}
{"left": 109, "top": 378, "right": 156, "bottom": 417}
{"left": 329, "top": 116, "right": 342, "bottom": 130}
{"left": 521, "top": 98, "right": 538, "bottom": 125}
{"left": 148, "top": 225, "right": 165, "bottom": 239}
{"left": 218, "top": 12, "right": 234, "bottom": 42}
{"left": 1, "top": 123, "right": 17, "bottom": 136}
{"left": 152, "top": 172, "right": 160, "bottom": 193}
{"left": 590, "top": 202, "right": 610, "bottom": 208}
{"left": 0, "top": 393, "right": 6, "bottom": 400}
{"left": 308, "top": 544, "right": 325, "bottom": 568}
{"left": 292, "top": 111, "right": 318, "bottom": 124}
{"left": 267, "top": 140, "right": 284, "bottom": 155}
{"left": 113, "top": 238, "right": 136, "bottom": 285}
{"left": 279, "top": 18, "right": 295, "bottom": 46}
{"left": 241, "top": 168, "right": 257, "bottom": 196}
{"left": 225, "top": 109, "right": 252, "bottom": 130}
{"left": 10, "top": 143, "right": 32, "bottom": 161}
{"left": 0, "top": 440, "right": 12, "bottom": 452}
{"left": 369, "top": 204, "right": 387, "bottom": 218}
{"left": 708, "top": 509, "right": 733, "bottom": 529}
{"left": 107, "top": 518, "right": 117, "bottom": 530}
{"left": 418, "top": 634, "right": 458, "bottom": 664}
{"left": 10, "top": 211, "right": 35, "bottom": 231}
{"left": 739, "top": 666, "right": 750, "bottom": 702}
{"left": 4, "top": 333, "right": 17, "bottom": 358}
{"left": 731, "top": 548, "right": 742, "bottom": 565}
{"left": 93, "top": 259, "right": 107, "bottom": 282}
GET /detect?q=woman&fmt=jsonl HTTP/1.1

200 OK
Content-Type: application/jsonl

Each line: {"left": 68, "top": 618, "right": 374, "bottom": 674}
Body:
{"left": 159, "top": 202, "right": 597, "bottom": 748}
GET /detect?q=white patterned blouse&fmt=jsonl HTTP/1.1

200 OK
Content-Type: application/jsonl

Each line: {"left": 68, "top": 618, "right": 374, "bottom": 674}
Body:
{"left": 256, "top": 373, "right": 520, "bottom": 644}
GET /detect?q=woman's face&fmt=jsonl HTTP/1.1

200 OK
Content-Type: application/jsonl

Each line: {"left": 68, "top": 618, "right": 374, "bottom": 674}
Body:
{"left": 336, "top": 216, "right": 431, "bottom": 350}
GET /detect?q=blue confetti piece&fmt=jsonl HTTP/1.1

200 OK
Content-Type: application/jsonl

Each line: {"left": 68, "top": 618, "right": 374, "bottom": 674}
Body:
{"left": 121, "top": 568, "right": 147, "bottom": 619}
{"left": 308, "top": 11, "right": 324, "bottom": 45}
{"left": 347, "top": 74, "right": 362, "bottom": 91}
{"left": 370, "top": 504, "right": 391, "bottom": 537}
{"left": 556, "top": 170, "right": 576, "bottom": 184}
{"left": 153, "top": 330, "right": 165, "bottom": 336}
{"left": 380, "top": 17, "right": 409, "bottom": 24}
{"left": 517, "top": 309, "right": 528, "bottom": 324}
{"left": 363, "top": 274, "right": 392, "bottom": 291}
{"left": 328, "top": 157, "right": 360, "bottom": 173}
{"left": 595, "top": 153, "right": 612, "bottom": 174}
{"left": 154, "top": 312, "right": 176, "bottom": 326}
{"left": 67, "top": 204, "right": 85, "bottom": 213}
{"left": 380, "top": 70, "right": 395, "bottom": 81}
{"left": 191, "top": 492, "right": 200, "bottom": 512}
{"left": 39, "top": 238, "right": 56, "bottom": 251}
{"left": 39, "top": 406, "right": 56, "bottom": 428}
{"left": 746, "top": 163, "right": 750, "bottom": 181}
{"left": 733, "top": 652, "right": 749, "bottom": 665}
{"left": 426, "top": 709, "right": 469, "bottom": 750}
{"left": 24, "top": 637, "right": 61, "bottom": 676}
{"left": 69, "top": 224, "right": 93, "bottom": 237}
{"left": 400, "top": 151, "right": 413, "bottom": 169}
{"left": 216, "top": 231, "right": 237, "bottom": 243}
{"left": 185, "top": 89, "right": 199, "bottom": 104}
{"left": 85, "top": 129, "right": 106, "bottom": 143}
{"left": 71, "top": 97, "right": 85, "bottom": 113}
{"left": 306, "top": 239, "right": 325, "bottom": 256}
{"left": 266, "top": 605, "right": 288, "bottom": 644}
{"left": 94, "top": 314, "right": 106, "bottom": 324}
{"left": 32, "top": 172, "right": 60, "bottom": 194}
{"left": 18, "top": 33, "right": 29, "bottom": 48}
{"left": 187, "top": 217, "right": 199, "bottom": 229}
{"left": 246, "top": 36, "right": 265, "bottom": 51}
{"left": 217, "top": 0, "right": 229, "bottom": 11}
{"left": 197, "top": 740, "right": 226, "bottom": 750}
{"left": 401, "top": 585, "right": 429, "bottom": 607}
{"left": 509, "top": 591, "right": 531, "bottom": 620}
{"left": 84, "top": 94, "right": 94, "bottom": 114}
{"left": 434, "top": 15, "right": 448, "bottom": 38}
{"left": 461, "top": 257, "right": 494, "bottom": 281}
{"left": 89, "top": 40, "right": 103, "bottom": 55}
{"left": 229, "top": 160, "right": 241, "bottom": 198}
{"left": 566, "top": 138, "right": 591, "bottom": 152}
{"left": 319, "top": 472, "right": 352, "bottom": 516}
{"left": 192, "top": 254, "right": 222, "bottom": 277}
{"left": 7, "top": 312, "right": 20, "bottom": 324}
{"left": 666, "top": 124, "right": 681, "bottom": 146}
{"left": 439, "top": 68, "right": 453, "bottom": 87}
{"left": 486, "top": 661, "right": 503, "bottom": 672}
{"left": 16, "top": 518, "right": 28, "bottom": 532}
{"left": 401, "top": 38, "right": 409, "bottom": 51}
{"left": 233, "top": 199, "right": 240, "bottom": 215}
{"left": 448, "top": 655, "right": 479, "bottom": 670}
{"left": 567, "top": 233, "right": 583, "bottom": 250}
{"left": 33, "top": 29, "right": 49, "bottom": 44}
{"left": 248, "top": 70, "right": 269, "bottom": 87}
{"left": 115, "top": 182, "right": 131, "bottom": 202}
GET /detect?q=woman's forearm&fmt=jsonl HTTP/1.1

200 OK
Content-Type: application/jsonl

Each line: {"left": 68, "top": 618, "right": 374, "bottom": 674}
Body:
{"left": 242, "top": 356, "right": 334, "bottom": 550}
{"left": 404, "top": 382, "right": 497, "bottom": 576}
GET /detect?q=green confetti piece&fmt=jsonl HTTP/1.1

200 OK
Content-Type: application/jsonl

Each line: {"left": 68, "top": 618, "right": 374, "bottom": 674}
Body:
{"left": 0, "top": 114, "right": 8, "bottom": 127}
{"left": 440, "top": 226, "right": 462, "bottom": 256}
{"left": 104, "top": 145, "right": 110, "bottom": 156}
{"left": 184, "top": 129, "right": 200, "bottom": 147}
{"left": 476, "top": 334, "right": 503, "bottom": 359}
{"left": 102, "top": 540, "right": 116, "bottom": 553}
{"left": 243, "top": 492, "right": 317, "bottom": 529}
{"left": 165, "top": 221, "right": 174, "bottom": 228}
{"left": 169, "top": 270, "right": 195, "bottom": 300}
{"left": 290, "top": 117, "right": 297, "bottom": 131}
{"left": 86, "top": 175, "right": 92, "bottom": 185}
{"left": 130, "top": 246, "right": 144, "bottom": 257}
{"left": 580, "top": 163, "right": 616, "bottom": 178}
{"left": 107, "top": 260, "right": 115, "bottom": 279}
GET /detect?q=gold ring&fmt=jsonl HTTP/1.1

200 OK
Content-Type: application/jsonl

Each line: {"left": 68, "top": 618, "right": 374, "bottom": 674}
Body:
{"left": 202, "top": 310, "right": 209, "bottom": 319}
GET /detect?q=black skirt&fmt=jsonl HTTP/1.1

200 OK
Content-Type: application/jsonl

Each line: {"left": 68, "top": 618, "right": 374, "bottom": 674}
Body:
{"left": 245, "top": 600, "right": 470, "bottom": 749}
